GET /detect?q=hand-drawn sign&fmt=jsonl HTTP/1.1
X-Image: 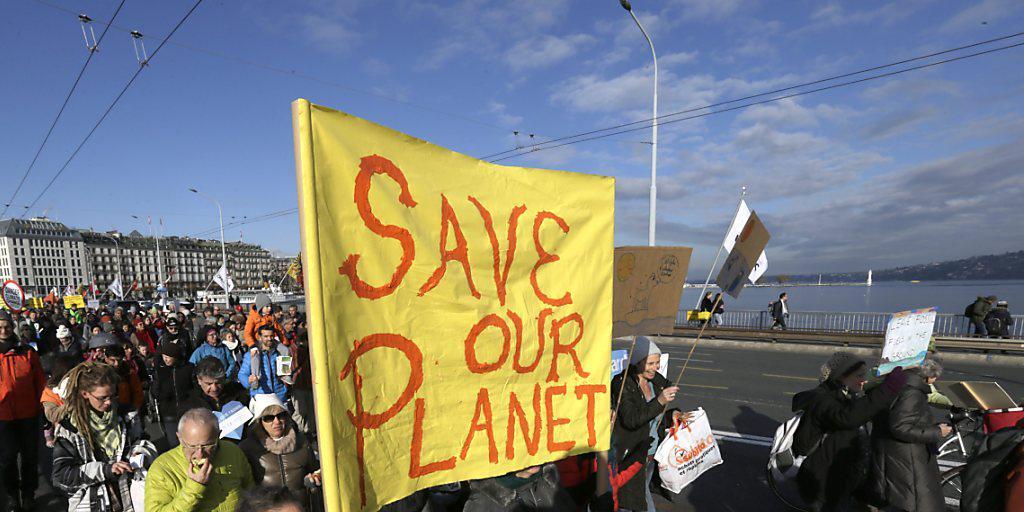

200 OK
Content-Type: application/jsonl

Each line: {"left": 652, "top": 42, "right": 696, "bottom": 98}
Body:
{"left": 878, "top": 307, "right": 936, "bottom": 376}
{"left": 1, "top": 280, "right": 25, "bottom": 312}
{"left": 716, "top": 212, "right": 770, "bottom": 299}
{"left": 612, "top": 247, "right": 693, "bottom": 338}
{"left": 293, "top": 99, "right": 613, "bottom": 512}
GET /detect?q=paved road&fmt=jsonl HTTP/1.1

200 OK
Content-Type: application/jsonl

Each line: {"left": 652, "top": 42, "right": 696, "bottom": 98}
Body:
{"left": 618, "top": 336, "right": 1024, "bottom": 511}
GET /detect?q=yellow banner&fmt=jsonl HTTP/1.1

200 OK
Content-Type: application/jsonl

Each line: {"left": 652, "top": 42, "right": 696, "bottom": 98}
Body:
{"left": 293, "top": 99, "right": 613, "bottom": 512}
{"left": 62, "top": 294, "right": 86, "bottom": 309}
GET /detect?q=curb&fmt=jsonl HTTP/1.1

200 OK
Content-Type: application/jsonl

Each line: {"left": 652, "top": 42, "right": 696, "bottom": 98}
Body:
{"left": 650, "top": 335, "right": 1024, "bottom": 367}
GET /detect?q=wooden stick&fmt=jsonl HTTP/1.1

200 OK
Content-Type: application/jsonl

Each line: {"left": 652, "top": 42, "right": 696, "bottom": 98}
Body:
{"left": 662, "top": 295, "right": 722, "bottom": 417}
{"left": 612, "top": 334, "right": 639, "bottom": 422}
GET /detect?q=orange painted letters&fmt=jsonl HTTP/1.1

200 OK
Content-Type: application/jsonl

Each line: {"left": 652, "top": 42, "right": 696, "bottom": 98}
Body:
{"left": 418, "top": 194, "right": 480, "bottom": 298}
{"left": 530, "top": 212, "right": 573, "bottom": 306}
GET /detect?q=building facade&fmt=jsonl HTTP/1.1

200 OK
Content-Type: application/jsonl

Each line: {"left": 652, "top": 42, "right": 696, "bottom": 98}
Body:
{"left": 0, "top": 217, "right": 275, "bottom": 297}
{"left": 0, "top": 218, "right": 88, "bottom": 295}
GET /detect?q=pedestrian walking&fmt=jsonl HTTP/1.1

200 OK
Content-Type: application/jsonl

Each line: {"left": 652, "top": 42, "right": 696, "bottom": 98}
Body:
{"left": 791, "top": 352, "right": 907, "bottom": 512}
{"left": 712, "top": 292, "right": 725, "bottom": 326}
{"left": 867, "top": 359, "right": 951, "bottom": 512}
{"left": 189, "top": 325, "right": 238, "bottom": 378}
{"left": 181, "top": 356, "right": 250, "bottom": 414}
{"left": 52, "top": 362, "right": 157, "bottom": 512}
{"left": 462, "top": 463, "right": 575, "bottom": 512}
{"left": 289, "top": 331, "right": 314, "bottom": 436}
{"left": 238, "top": 325, "right": 289, "bottom": 404}
{"left": 145, "top": 408, "right": 254, "bottom": 511}
{"left": 153, "top": 342, "right": 195, "bottom": 447}
{"left": 0, "top": 312, "right": 46, "bottom": 511}
{"left": 610, "top": 336, "right": 679, "bottom": 512}
{"left": 966, "top": 295, "right": 997, "bottom": 337}
{"left": 234, "top": 486, "right": 305, "bottom": 512}
{"left": 239, "top": 394, "right": 320, "bottom": 509}
{"left": 771, "top": 292, "right": 789, "bottom": 330}
{"left": 985, "top": 300, "right": 1014, "bottom": 339}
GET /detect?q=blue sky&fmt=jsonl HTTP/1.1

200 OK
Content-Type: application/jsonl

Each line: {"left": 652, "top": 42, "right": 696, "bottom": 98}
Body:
{"left": 2, "top": 0, "right": 1023, "bottom": 276}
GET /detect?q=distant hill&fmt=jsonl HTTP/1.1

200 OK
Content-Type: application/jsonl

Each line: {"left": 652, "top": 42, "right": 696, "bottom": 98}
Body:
{"left": 769, "top": 250, "right": 1024, "bottom": 283}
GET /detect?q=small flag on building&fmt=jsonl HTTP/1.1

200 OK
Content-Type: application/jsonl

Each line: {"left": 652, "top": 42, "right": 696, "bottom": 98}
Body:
{"left": 108, "top": 278, "right": 124, "bottom": 299}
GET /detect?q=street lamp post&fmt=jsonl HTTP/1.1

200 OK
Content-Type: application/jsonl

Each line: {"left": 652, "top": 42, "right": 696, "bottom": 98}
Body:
{"left": 189, "top": 188, "right": 228, "bottom": 288}
{"left": 131, "top": 214, "right": 165, "bottom": 293}
{"left": 99, "top": 234, "right": 123, "bottom": 297}
{"left": 620, "top": 0, "right": 658, "bottom": 246}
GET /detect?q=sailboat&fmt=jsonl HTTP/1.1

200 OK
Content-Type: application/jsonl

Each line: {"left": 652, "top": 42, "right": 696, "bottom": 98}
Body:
{"left": 867, "top": 270, "right": 873, "bottom": 287}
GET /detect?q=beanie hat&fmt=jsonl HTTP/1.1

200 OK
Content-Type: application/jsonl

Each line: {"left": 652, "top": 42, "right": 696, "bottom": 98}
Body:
{"left": 249, "top": 393, "right": 286, "bottom": 424}
{"left": 254, "top": 294, "right": 272, "bottom": 312}
{"left": 160, "top": 342, "right": 183, "bottom": 359}
{"left": 87, "top": 332, "right": 119, "bottom": 351}
{"left": 56, "top": 325, "right": 71, "bottom": 338}
{"left": 820, "top": 352, "right": 865, "bottom": 382}
{"left": 630, "top": 336, "right": 662, "bottom": 365}
{"left": 165, "top": 317, "right": 180, "bottom": 328}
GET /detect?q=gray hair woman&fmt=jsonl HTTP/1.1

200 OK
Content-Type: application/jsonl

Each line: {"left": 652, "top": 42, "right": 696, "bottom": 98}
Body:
{"left": 867, "top": 358, "right": 951, "bottom": 512}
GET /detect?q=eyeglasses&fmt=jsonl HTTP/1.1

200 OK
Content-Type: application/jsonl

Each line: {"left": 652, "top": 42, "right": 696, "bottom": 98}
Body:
{"left": 181, "top": 440, "right": 219, "bottom": 451}
{"left": 87, "top": 391, "right": 118, "bottom": 403}
{"left": 260, "top": 412, "right": 289, "bottom": 423}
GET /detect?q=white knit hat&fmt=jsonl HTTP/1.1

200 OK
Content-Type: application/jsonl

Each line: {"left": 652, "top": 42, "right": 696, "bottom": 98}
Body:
{"left": 56, "top": 325, "right": 71, "bottom": 338}
{"left": 630, "top": 336, "right": 662, "bottom": 365}
{"left": 249, "top": 393, "right": 286, "bottom": 424}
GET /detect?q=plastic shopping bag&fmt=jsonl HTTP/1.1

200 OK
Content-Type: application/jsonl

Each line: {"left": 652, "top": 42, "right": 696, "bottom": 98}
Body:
{"left": 654, "top": 408, "right": 723, "bottom": 493}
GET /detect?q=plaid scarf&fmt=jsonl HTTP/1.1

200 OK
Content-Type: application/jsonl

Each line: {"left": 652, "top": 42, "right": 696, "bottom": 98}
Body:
{"left": 87, "top": 409, "right": 122, "bottom": 460}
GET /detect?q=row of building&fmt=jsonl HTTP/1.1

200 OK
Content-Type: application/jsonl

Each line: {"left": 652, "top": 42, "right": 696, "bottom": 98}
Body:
{"left": 0, "top": 217, "right": 285, "bottom": 297}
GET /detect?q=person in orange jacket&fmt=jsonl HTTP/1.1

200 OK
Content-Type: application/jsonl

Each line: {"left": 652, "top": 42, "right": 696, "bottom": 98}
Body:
{"left": 0, "top": 312, "right": 46, "bottom": 511}
{"left": 244, "top": 294, "right": 286, "bottom": 347}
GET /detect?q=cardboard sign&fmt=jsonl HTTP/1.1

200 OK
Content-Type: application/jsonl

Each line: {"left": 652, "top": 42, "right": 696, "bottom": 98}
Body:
{"left": 62, "top": 295, "right": 86, "bottom": 309}
{"left": 276, "top": 355, "right": 293, "bottom": 376}
{"left": 1, "top": 280, "right": 25, "bottom": 311}
{"left": 215, "top": 401, "right": 253, "bottom": 440}
{"left": 86, "top": 299, "right": 100, "bottom": 310}
{"left": 611, "top": 349, "right": 669, "bottom": 377}
{"left": 878, "top": 307, "right": 937, "bottom": 376}
{"left": 293, "top": 99, "right": 614, "bottom": 512}
{"left": 613, "top": 247, "right": 692, "bottom": 338}
{"left": 716, "top": 212, "right": 770, "bottom": 299}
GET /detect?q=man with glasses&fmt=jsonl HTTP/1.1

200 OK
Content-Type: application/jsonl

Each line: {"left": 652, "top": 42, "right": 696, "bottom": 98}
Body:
{"left": 182, "top": 357, "right": 249, "bottom": 415}
{"left": 146, "top": 408, "right": 254, "bottom": 512}
{"left": 0, "top": 312, "right": 46, "bottom": 511}
{"left": 159, "top": 316, "right": 195, "bottom": 356}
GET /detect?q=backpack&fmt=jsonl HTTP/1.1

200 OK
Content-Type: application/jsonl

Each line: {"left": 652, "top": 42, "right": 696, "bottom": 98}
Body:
{"left": 767, "top": 411, "right": 823, "bottom": 511}
{"left": 964, "top": 303, "right": 974, "bottom": 318}
{"left": 985, "top": 316, "right": 1004, "bottom": 335}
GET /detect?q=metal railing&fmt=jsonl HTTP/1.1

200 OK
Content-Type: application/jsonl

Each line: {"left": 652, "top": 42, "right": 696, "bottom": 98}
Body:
{"left": 676, "top": 309, "right": 1024, "bottom": 340}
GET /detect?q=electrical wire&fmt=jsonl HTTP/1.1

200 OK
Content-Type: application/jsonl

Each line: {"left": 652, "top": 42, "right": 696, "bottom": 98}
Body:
{"left": 30, "top": 0, "right": 514, "bottom": 134}
{"left": 188, "top": 208, "right": 298, "bottom": 238}
{"left": 20, "top": 0, "right": 206, "bottom": 218}
{"left": 2, "top": 0, "right": 128, "bottom": 219}
{"left": 490, "top": 39, "right": 1024, "bottom": 163}
{"left": 483, "top": 31, "right": 1024, "bottom": 161}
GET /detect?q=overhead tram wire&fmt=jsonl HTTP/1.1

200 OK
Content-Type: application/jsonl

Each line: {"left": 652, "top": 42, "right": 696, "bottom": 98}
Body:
{"left": 20, "top": 0, "right": 206, "bottom": 218}
{"left": 188, "top": 208, "right": 298, "bottom": 239}
{"left": 482, "top": 30, "right": 1024, "bottom": 161}
{"left": 1, "top": 0, "right": 128, "bottom": 219}
{"left": 490, "top": 39, "right": 1024, "bottom": 163}
{"left": 30, "top": 0, "right": 511, "bottom": 135}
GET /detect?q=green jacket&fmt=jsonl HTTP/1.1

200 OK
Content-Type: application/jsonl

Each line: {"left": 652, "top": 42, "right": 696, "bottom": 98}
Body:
{"left": 145, "top": 440, "right": 254, "bottom": 512}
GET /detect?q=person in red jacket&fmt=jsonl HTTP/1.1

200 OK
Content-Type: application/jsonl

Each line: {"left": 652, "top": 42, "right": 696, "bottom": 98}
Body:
{"left": 0, "top": 312, "right": 46, "bottom": 511}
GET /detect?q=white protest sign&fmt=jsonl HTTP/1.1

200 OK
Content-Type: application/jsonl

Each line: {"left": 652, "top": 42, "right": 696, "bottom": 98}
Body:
{"left": 215, "top": 401, "right": 253, "bottom": 440}
{"left": 878, "top": 307, "right": 937, "bottom": 376}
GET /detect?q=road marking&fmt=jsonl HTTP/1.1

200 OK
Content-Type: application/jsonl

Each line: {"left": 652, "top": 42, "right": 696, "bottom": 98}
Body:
{"left": 783, "top": 391, "right": 796, "bottom": 396}
{"left": 682, "top": 383, "right": 729, "bottom": 390}
{"left": 712, "top": 430, "right": 773, "bottom": 447}
{"left": 685, "top": 367, "right": 722, "bottom": 372}
{"left": 763, "top": 373, "right": 818, "bottom": 382}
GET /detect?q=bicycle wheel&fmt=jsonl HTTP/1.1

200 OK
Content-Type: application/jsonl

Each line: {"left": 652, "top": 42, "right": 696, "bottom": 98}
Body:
{"left": 940, "top": 465, "right": 965, "bottom": 511}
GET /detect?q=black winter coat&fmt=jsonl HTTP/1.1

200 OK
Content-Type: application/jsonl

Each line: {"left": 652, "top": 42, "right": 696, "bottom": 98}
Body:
{"left": 985, "top": 307, "right": 1014, "bottom": 337}
{"left": 970, "top": 297, "right": 994, "bottom": 322}
{"left": 771, "top": 300, "right": 787, "bottom": 321}
{"left": 611, "top": 366, "right": 669, "bottom": 512}
{"left": 153, "top": 361, "right": 194, "bottom": 421}
{"left": 791, "top": 380, "right": 896, "bottom": 512}
{"left": 867, "top": 372, "right": 945, "bottom": 512}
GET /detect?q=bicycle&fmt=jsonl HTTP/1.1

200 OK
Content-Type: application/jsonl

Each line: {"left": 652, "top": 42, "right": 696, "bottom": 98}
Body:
{"left": 937, "top": 408, "right": 985, "bottom": 511}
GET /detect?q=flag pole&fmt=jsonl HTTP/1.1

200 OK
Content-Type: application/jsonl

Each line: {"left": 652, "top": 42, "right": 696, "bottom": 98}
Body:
{"left": 694, "top": 186, "right": 747, "bottom": 309}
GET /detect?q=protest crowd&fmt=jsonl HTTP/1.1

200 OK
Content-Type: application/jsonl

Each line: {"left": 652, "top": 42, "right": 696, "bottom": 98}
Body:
{"left": 1, "top": 292, "right": 1023, "bottom": 512}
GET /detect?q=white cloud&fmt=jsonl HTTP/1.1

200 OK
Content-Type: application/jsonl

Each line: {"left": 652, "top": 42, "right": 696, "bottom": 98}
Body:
{"left": 297, "top": 14, "right": 359, "bottom": 50}
{"left": 660, "top": 51, "right": 698, "bottom": 66}
{"left": 667, "top": 0, "right": 743, "bottom": 20}
{"left": 806, "top": 1, "right": 925, "bottom": 29}
{"left": 504, "top": 34, "right": 595, "bottom": 72}
{"left": 485, "top": 101, "right": 524, "bottom": 128}
{"left": 940, "top": 0, "right": 1024, "bottom": 33}
{"left": 736, "top": 99, "right": 849, "bottom": 128}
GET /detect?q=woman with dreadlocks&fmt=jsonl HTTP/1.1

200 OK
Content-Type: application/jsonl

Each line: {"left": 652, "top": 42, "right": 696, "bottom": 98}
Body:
{"left": 52, "top": 362, "right": 157, "bottom": 511}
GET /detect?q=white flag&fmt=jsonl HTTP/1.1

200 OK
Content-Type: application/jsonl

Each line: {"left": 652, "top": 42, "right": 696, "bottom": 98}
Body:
{"left": 214, "top": 264, "right": 235, "bottom": 293}
{"left": 108, "top": 278, "right": 124, "bottom": 299}
{"left": 63, "top": 285, "right": 74, "bottom": 296}
{"left": 722, "top": 200, "right": 769, "bottom": 283}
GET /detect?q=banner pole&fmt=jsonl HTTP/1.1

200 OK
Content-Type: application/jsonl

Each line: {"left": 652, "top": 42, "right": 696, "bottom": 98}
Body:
{"left": 663, "top": 295, "right": 721, "bottom": 417}
{"left": 612, "top": 335, "right": 639, "bottom": 422}
{"left": 693, "top": 187, "right": 746, "bottom": 309}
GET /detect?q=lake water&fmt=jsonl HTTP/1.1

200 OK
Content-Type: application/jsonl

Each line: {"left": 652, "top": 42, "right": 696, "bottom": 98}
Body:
{"left": 681, "top": 280, "right": 1024, "bottom": 314}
